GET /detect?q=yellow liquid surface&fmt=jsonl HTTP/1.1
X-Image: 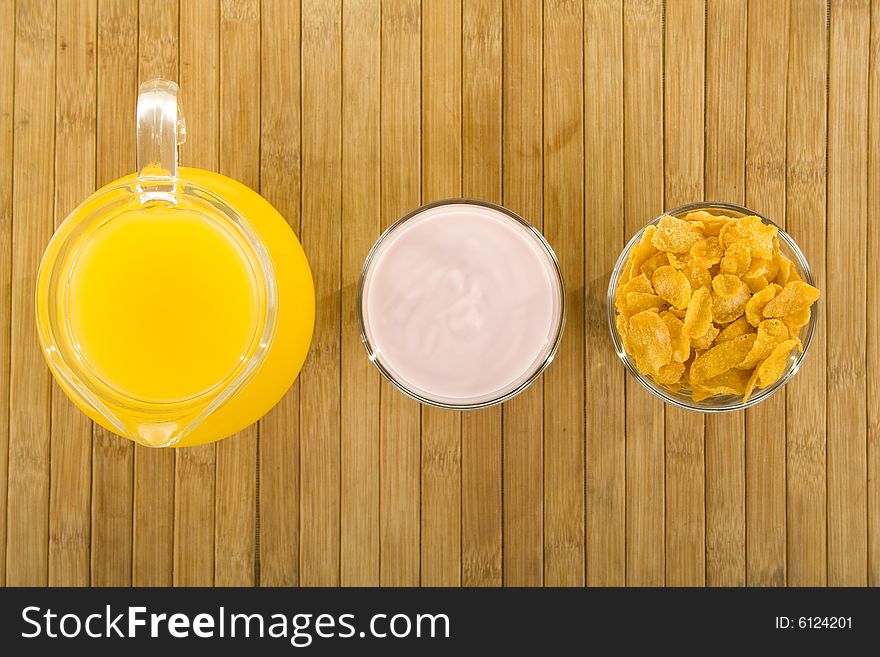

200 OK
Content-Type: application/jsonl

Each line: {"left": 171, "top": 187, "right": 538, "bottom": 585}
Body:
{"left": 68, "top": 206, "right": 258, "bottom": 401}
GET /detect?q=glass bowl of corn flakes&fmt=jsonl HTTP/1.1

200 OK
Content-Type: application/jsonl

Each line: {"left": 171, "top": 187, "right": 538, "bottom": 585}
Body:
{"left": 607, "top": 202, "right": 819, "bottom": 412}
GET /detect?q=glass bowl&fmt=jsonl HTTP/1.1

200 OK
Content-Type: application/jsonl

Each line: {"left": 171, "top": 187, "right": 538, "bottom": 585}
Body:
{"left": 607, "top": 201, "right": 817, "bottom": 412}
{"left": 358, "top": 199, "right": 566, "bottom": 410}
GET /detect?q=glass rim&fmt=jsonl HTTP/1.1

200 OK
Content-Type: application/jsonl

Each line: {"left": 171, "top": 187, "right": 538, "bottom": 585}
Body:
{"left": 606, "top": 201, "right": 817, "bottom": 413}
{"left": 35, "top": 174, "right": 279, "bottom": 443}
{"left": 358, "top": 198, "right": 566, "bottom": 410}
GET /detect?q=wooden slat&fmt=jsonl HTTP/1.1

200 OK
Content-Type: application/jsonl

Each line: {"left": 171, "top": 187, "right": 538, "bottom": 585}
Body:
{"left": 378, "top": 0, "right": 421, "bottom": 586}
{"left": 869, "top": 0, "right": 880, "bottom": 587}
{"left": 258, "top": 0, "right": 301, "bottom": 587}
{"left": 785, "top": 0, "right": 827, "bottom": 587}
{"left": 584, "top": 0, "right": 625, "bottom": 587}
{"left": 138, "top": 1, "right": 178, "bottom": 80}
{"left": 132, "top": 0, "right": 178, "bottom": 588}
{"left": 174, "top": 0, "right": 219, "bottom": 587}
{"left": 92, "top": 0, "right": 136, "bottom": 588}
{"left": 744, "top": 0, "right": 788, "bottom": 587}
{"left": 623, "top": 0, "right": 665, "bottom": 586}
{"left": 543, "top": 0, "right": 585, "bottom": 586}
{"left": 501, "top": 0, "right": 544, "bottom": 587}
{"left": 6, "top": 0, "right": 54, "bottom": 586}
{"left": 663, "top": 0, "right": 705, "bottom": 587}
{"left": 704, "top": 0, "right": 747, "bottom": 589}
{"left": 0, "top": 0, "right": 13, "bottom": 587}
{"left": 3, "top": 0, "right": 878, "bottom": 590}
{"left": 340, "top": 0, "right": 380, "bottom": 586}
{"left": 461, "top": 0, "right": 503, "bottom": 587}
{"left": 827, "top": 0, "right": 869, "bottom": 586}
{"left": 215, "top": 0, "right": 260, "bottom": 586}
{"left": 49, "top": 0, "right": 95, "bottom": 586}
{"left": 299, "top": 0, "right": 342, "bottom": 586}
{"left": 420, "top": 0, "right": 462, "bottom": 587}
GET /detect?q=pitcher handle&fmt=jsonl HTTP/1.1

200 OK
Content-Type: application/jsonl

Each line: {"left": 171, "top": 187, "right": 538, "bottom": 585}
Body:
{"left": 136, "top": 78, "right": 186, "bottom": 178}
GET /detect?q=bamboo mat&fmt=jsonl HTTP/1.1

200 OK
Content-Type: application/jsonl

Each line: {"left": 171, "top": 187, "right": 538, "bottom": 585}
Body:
{"left": 1, "top": 0, "right": 877, "bottom": 587}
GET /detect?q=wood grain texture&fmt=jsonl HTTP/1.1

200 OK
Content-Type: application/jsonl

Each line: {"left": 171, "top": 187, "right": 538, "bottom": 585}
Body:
{"left": 663, "top": 0, "right": 705, "bottom": 587}
{"left": 704, "top": 0, "right": 746, "bottom": 587}
{"left": 420, "top": 0, "right": 462, "bottom": 587}
{"left": 623, "top": 0, "right": 665, "bottom": 586}
{"left": 299, "top": 0, "right": 342, "bottom": 586}
{"left": 501, "top": 0, "right": 544, "bottom": 587}
{"left": 378, "top": 0, "right": 421, "bottom": 586}
{"left": 3, "top": 0, "right": 877, "bottom": 589}
{"left": 49, "top": 0, "right": 95, "bottom": 586}
{"left": 543, "top": 0, "right": 585, "bottom": 587}
{"left": 785, "top": 0, "right": 827, "bottom": 587}
{"left": 461, "top": 0, "right": 503, "bottom": 587}
{"left": 584, "top": 0, "right": 625, "bottom": 587}
{"left": 7, "top": 0, "right": 54, "bottom": 586}
{"left": 0, "top": 0, "right": 13, "bottom": 587}
{"left": 827, "top": 0, "right": 869, "bottom": 587}
{"left": 132, "top": 0, "right": 178, "bottom": 588}
{"left": 92, "top": 0, "right": 136, "bottom": 587}
{"left": 258, "top": 0, "right": 301, "bottom": 587}
{"left": 340, "top": 0, "right": 380, "bottom": 586}
{"left": 174, "top": 0, "right": 220, "bottom": 587}
{"left": 869, "top": 0, "right": 880, "bottom": 587}
{"left": 215, "top": 0, "right": 259, "bottom": 586}
{"left": 745, "top": 0, "right": 788, "bottom": 587}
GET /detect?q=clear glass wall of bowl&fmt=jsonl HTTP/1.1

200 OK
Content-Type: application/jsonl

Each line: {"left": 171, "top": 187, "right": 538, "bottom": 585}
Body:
{"left": 606, "top": 202, "right": 817, "bottom": 412}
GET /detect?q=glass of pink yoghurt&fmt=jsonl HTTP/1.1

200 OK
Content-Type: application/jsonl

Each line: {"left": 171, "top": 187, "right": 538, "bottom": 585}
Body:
{"left": 359, "top": 200, "right": 565, "bottom": 409}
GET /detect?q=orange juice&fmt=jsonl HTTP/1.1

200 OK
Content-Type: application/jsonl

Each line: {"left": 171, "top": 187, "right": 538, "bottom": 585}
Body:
{"left": 37, "top": 79, "right": 314, "bottom": 447}
{"left": 37, "top": 167, "right": 315, "bottom": 447}
{"left": 68, "top": 206, "right": 259, "bottom": 401}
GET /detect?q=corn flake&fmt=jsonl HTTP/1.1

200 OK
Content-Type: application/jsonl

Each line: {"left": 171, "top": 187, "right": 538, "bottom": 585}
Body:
{"left": 743, "top": 368, "right": 760, "bottom": 402}
{"left": 690, "top": 333, "right": 757, "bottom": 384}
{"left": 652, "top": 215, "right": 704, "bottom": 253}
{"left": 624, "top": 225, "right": 659, "bottom": 281}
{"left": 690, "top": 385, "right": 715, "bottom": 402}
{"left": 781, "top": 307, "right": 811, "bottom": 337}
{"left": 720, "top": 215, "right": 777, "bottom": 260}
{"left": 743, "top": 274, "right": 769, "bottom": 294}
{"left": 711, "top": 280, "right": 750, "bottom": 324}
{"left": 661, "top": 312, "right": 691, "bottom": 363}
{"left": 738, "top": 319, "right": 788, "bottom": 370}
{"left": 625, "top": 292, "right": 665, "bottom": 315}
{"left": 666, "top": 252, "right": 686, "bottom": 269}
{"left": 748, "top": 256, "right": 779, "bottom": 281}
{"left": 615, "top": 273, "right": 653, "bottom": 314}
{"left": 696, "top": 369, "right": 750, "bottom": 401}
{"left": 683, "top": 211, "right": 732, "bottom": 236}
{"left": 716, "top": 316, "right": 754, "bottom": 344}
{"left": 762, "top": 281, "right": 820, "bottom": 318}
{"left": 616, "top": 313, "right": 629, "bottom": 351}
{"left": 755, "top": 338, "right": 802, "bottom": 388}
{"left": 652, "top": 266, "right": 692, "bottom": 309}
{"left": 655, "top": 361, "right": 685, "bottom": 386}
{"left": 720, "top": 242, "right": 752, "bottom": 276}
{"left": 691, "top": 324, "right": 720, "bottom": 350}
{"left": 682, "top": 210, "right": 717, "bottom": 223}
{"left": 690, "top": 236, "right": 724, "bottom": 267}
{"left": 713, "top": 273, "right": 745, "bottom": 299}
{"left": 774, "top": 252, "right": 794, "bottom": 286}
{"left": 745, "top": 283, "right": 781, "bottom": 327}
{"left": 682, "top": 260, "right": 712, "bottom": 291}
{"left": 682, "top": 286, "right": 713, "bottom": 338}
{"left": 628, "top": 310, "right": 673, "bottom": 375}
{"left": 640, "top": 251, "right": 671, "bottom": 278}
{"left": 614, "top": 211, "right": 819, "bottom": 403}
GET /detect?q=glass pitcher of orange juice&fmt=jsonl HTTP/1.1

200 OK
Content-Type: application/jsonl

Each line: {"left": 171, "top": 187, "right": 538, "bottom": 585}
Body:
{"left": 36, "top": 79, "right": 314, "bottom": 448}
